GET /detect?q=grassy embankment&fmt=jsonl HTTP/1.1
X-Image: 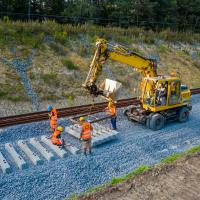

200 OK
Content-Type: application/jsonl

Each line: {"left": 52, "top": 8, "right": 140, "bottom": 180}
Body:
{"left": 68, "top": 145, "right": 200, "bottom": 200}
{"left": 0, "top": 20, "right": 200, "bottom": 104}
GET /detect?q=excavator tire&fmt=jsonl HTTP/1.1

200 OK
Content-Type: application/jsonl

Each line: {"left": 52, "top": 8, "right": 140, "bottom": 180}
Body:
{"left": 146, "top": 113, "right": 154, "bottom": 129}
{"left": 149, "top": 113, "right": 165, "bottom": 131}
{"left": 178, "top": 107, "right": 189, "bottom": 122}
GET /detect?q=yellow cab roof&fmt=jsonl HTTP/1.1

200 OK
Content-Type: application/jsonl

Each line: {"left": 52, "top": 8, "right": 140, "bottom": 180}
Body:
{"left": 144, "top": 75, "right": 180, "bottom": 82}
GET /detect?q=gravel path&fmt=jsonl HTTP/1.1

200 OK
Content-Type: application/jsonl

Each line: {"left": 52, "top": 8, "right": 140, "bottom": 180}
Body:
{"left": 0, "top": 94, "right": 199, "bottom": 200}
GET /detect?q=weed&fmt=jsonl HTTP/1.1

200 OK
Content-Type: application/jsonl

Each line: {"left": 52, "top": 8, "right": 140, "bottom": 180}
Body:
{"left": 2, "top": 16, "right": 9, "bottom": 23}
{"left": 45, "top": 93, "right": 57, "bottom": 101}
{"left": 67, "top": 94, "right": 74, "bottom": 106}
{"left": 186, "top": 145, "right": 200, "bottom": 154}
{"left": 68, "top": 193, "right": 77, "bottom": 200}
{"left": 49, "top": 42, "right": 67, "bottom": 56}
{"left": 85, "top": 185, "right": 104, "bottom": 193}
{"left": 0, "top": 91, "right": 8, "bottom": 97}
{"left": 159, "top": 45, "right": 168, "bottom": 53}
{"left": 7, "top": 95, "right": 25, "bottom": 102}
{"left": 109, "top": 165, "right": 150, "bottom": 185}
{"left": 41, "top": 73, "right": 59, "bottom": 87}
{"left": 61, "top": 58, "right": 78, "bottom": 70}
{"left": 53, "top": 31, "right": 67, "bottom": 43}
{"left": 160, "top": 153, "right": 183, "bottom": 164}
{"left": 76, "top": 43, "right": 88, "bottom": 57}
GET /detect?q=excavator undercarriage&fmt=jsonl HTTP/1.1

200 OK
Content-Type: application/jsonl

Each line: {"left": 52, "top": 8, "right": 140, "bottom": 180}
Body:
{"left": 124, "top": 103, "right": 192, "bottom": 130}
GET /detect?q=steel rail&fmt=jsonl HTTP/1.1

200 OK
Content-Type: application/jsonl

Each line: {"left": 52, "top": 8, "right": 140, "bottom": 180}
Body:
{"left": 0, "top": 88, "right": 199, "bottom": 128}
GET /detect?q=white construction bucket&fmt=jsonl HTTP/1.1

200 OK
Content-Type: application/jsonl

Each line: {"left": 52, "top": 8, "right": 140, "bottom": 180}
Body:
{"left": 99, "top": 79, "right": 122, "bottom": 99}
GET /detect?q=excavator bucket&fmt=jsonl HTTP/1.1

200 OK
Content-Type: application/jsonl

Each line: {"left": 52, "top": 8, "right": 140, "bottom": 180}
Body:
{"left": 99, "top": 79, "right": 122, "bottom": 100}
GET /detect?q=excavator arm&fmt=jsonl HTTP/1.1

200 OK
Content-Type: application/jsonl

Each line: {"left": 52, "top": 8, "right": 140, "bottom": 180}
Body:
{"left": 83, "top": 38, "right": 157, "bottom": 96}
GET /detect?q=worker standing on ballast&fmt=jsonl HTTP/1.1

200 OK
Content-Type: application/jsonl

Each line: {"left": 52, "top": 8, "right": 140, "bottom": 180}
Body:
{"left": 47, "top": 105, "right": 58, "bottom": 135}
{"left": 105, "top": 101, "right": 117, "bottom": 130}
{"left": 52, "top": 126, "right": 64, "bottom": 146}
{"left": 79, "top": 117, "right": 93, "bottom": 155}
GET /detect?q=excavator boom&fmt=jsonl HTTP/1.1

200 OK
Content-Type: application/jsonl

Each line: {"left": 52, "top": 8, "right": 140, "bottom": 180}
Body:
{"left": 83, "top": 38, "right": 157, "bottom": 91}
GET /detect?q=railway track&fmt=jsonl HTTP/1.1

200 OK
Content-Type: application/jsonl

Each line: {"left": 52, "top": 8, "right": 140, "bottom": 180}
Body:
{"left": 0, "top": 88, "right": 199, "bottom": 128}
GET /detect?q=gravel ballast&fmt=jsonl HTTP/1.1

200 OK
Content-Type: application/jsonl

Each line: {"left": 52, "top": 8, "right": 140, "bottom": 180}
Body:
{"left": 0, "top": 94, "right": 200, "bottom": 200}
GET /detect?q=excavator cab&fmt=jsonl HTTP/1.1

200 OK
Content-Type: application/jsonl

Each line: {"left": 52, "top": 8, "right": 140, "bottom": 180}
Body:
{"left": 142, "top": 76, "right": 190, "bottom": 112}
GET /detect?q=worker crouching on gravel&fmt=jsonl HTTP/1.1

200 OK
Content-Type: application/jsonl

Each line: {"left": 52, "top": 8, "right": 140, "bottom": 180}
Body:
{"left": 52, "top": 126, "right": 64, "bottom": 146}
{"left": 47, "top": 105, "right": 58, "bottom": 134}
{"left": 79, "top": 117, "right": 93, "bottom": 155}
{"left": 105, "top": 101, "right": 117, "bottom": 130}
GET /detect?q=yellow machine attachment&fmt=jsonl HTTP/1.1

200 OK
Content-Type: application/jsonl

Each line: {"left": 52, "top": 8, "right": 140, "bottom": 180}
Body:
{"left": 83, "top": 38, "right": 192, "bottom": 130}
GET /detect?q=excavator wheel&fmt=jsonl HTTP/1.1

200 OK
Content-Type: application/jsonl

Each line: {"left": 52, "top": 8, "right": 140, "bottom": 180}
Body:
{"left": 146, "top": 113, "right": 154, "bottom": 129}
{"left": 149, "top": 113, "right": 165, "bottom": 131}
{"left": 178, "top": 107, "right": 189, "bottom": 122}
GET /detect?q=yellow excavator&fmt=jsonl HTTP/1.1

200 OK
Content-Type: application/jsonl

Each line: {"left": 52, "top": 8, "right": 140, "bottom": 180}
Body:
{"left": 82, "top": 38, "right": 192, "bottom": 130}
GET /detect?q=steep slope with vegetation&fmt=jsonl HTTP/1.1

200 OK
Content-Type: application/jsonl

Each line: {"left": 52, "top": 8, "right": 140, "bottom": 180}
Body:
{"left": 0, "top": 20, "right": 200, "bottom": 115}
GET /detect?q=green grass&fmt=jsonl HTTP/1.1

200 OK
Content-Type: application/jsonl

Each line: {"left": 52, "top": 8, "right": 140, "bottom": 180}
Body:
{"left": 67, "top": 145, "right": 200, "bottom": 199}
{"left": 160, "top": 153, "right": 183, "bottom": 164}
{"left": 186, "top": 145, "right": 200, "bottom": 154}
{"left": 109, "top": 165, "right": 150, "bottom": 185}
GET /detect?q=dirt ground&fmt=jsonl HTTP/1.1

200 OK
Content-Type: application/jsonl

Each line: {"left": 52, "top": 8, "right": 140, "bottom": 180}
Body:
{"left": 77, "top": 152, "right": 200, "bottom": 200}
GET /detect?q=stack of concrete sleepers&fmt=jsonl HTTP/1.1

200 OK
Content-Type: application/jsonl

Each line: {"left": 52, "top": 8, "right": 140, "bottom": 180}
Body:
{"left": 65, "top": 123, "right": 118, "bottom": 147}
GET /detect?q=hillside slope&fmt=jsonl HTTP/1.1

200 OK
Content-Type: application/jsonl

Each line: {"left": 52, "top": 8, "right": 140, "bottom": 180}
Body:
{"left": 0, "top": 21, "right": 200, "bottom": 115}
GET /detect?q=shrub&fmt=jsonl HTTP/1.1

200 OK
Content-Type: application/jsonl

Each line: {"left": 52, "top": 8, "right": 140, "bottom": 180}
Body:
{"left": 41, "top": 73, "right": 59, "bottom": 86}
{"left": 61, "top": 58, "right": 78, "bottom": 70}
{"left": 53, "top": 31, "right": 67, "bottom": 43}
{"left": 2, "top": 16, "right": 9, "bottom": 23}
{"left": 76, "top": 43, "right": 88, "bottom": 56}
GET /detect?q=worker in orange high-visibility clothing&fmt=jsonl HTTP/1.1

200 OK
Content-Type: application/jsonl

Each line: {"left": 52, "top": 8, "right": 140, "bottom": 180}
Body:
{"left": 52, "top": 126, "right": 64, "bottom": 146}
{"left": 47, "top": 105, "right": 58, "bottom": 134}
{"left": 105, "top": 101, "right": 117, "bottom": 130}
{"left": 80, "top": 117, "right": 93, "bottom": 155}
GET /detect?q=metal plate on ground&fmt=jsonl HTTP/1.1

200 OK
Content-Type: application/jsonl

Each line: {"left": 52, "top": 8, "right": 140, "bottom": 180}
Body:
{"left": 65, "top": 123, "right": 119, "bottom": 147}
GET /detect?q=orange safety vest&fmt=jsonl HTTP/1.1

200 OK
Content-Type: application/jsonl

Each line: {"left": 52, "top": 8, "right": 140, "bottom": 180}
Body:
{"left": 52, "top": 130, "right": 61, "bottom": 144}
{"left": 49, "top": 108, "right": 58, "bottom": 129}
{"left": 108, "top": 105, "right": 117, "bottom": 116}
{"left": 51, "top": 108, "right": 58, "bottom": 117}
{"left": 50, "top": 115, "right": 57, "bottom": 129}
{"left": 81, "top": 122, "right": 92, "bottom": 140}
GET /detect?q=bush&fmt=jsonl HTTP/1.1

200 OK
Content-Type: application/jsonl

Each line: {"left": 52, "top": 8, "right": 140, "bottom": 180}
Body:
{"left": 76, "top": 43, "right": 88, "bottom": 56}
{"left": 61, "top": 58, "right": 78, "bottom": 70}
{"left": 41, "top": 73, "right": 59, "bottom": 86}
{"left": 2, "top": 16, "right": 9, "bottom": 23}
{"left": 53, "top": 31, "right": 67, "bottom": 43}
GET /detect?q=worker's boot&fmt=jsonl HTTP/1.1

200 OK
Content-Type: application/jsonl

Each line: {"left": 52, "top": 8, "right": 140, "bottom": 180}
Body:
{"left": 83, "top": 149, "right": 87, "bottom": 156}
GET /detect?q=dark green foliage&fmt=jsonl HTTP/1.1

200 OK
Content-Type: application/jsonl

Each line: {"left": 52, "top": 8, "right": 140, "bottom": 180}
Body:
{"left": 0, "top": 0, "right": 200, "bottom": 31}
{"left": 61, "top": 58, "right": 78, "bottom": 70}
{"left": 41, "top": 73, "right": 59, "bottom": 87}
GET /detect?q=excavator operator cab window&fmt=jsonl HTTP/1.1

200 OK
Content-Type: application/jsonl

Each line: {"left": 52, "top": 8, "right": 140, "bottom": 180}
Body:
{"left": 155, "top": 81, "right": 168, "bottom": 106}
{"left": 169, "top": 81, "right": 181, "bottom": 105}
